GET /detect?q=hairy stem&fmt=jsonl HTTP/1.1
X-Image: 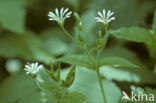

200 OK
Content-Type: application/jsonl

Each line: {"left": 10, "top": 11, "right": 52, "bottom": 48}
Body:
{"left": 96, "top": 69, "right": 107, "bottom": 103}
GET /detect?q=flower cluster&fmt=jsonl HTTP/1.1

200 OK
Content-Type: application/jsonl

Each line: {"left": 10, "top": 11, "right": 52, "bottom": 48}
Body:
{"left": 24, "top": 62, "right": 43, "bottom": 75}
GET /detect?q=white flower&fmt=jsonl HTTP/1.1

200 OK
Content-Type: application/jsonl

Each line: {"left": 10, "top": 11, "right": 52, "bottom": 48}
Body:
{"left": 48, "top": 8, "right": 72, "bottom": 25}
{"left": 95, "top": 9, "right": 115, "bottom": 25}
{"left": 24, "top": 62, "right": 43, "bottom": 75}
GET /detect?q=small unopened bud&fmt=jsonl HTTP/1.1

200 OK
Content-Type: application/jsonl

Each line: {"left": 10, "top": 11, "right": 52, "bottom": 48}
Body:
{"left": 49, "top": 62, "right": 57, "bottom": 80}
{"left": 78, "top": 34, "right": 84, "bottom": 42}
{"left": 78, "top": 34, "right": 84, "bottom": 46}
{"left": 79, "top": 22, "right": 82, "bottom": 31}
{"left": 98, "top": 30, "right": 102, "bottom": 39}
{"left": 74, "top": 12, "right": 81, "bottom": 22}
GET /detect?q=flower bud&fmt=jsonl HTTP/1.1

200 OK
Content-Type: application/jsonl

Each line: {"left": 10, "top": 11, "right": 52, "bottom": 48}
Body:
{"left": 77, "top": 34, "right": 84, "bottom": 47}
{"left": 79, "top": 22, "right": 82, "bottom": 31}
{"left": 98, "top": 30, "right": 102, "bottom": 39}
{"left": 74, "top": 12, "right": 81, "bottom": 23}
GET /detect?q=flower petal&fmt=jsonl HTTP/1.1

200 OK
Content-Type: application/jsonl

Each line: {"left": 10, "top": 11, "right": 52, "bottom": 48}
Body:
{"left": 98, "top": 11, "right": 103, "bottom": 18}
{"left": 60, "top": 8, "right": 64, "bottom": 17}
{"left": 65, "top": 11, "right": 72, "bottom": 18}
{"left": 26, "top": 72, "right": 30, "bottom": 74}
{"left": 102, "top": 9, "right": 106, "bottom": 18}
{"left": 31, "top": 63, "right": 35, "bottom": 68}
{"left": 48, "top": 12, "right": 57, "bottom": 18}
{"left": 55, "top": 8, "right": 59, "bottom": 17}
{"left": 63, "top": 8, "right": 69, "bottom": 16}
{"left": 34, "top": 62, "right": 38, "bottom": 68}
{"left": 38, "top": 65, "right": 43, "bottom": 70}
{"left": 107, "top": 12, "right": 114, "bottom": 19}
{"left": 108, "top": 17, "right": 115, "bottom": 23}
{"left": 49, "top": 18, "right": 55, "bottom": 20}
{"left": 25, "top": 65, "right": 31, "bottom": 70}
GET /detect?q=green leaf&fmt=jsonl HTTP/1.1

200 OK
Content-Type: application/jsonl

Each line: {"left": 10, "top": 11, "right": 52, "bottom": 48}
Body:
{"left": 37, "top": 69, "right": 68, "bottom": 100}
{"left": 100, "top": 66, "right": 156, "bottom": 84}
{"left": 0, "top": 0, "right": 26, "bottom": 33}
{"left": 38, "top": 66, "right": 86, "bottom": 102}
{"left": 145, "top": 10, "right": 156, "bottom": 59}
{"left": 60, "top": 92, "right": 88, "bottom": 103}
{"left": 80, "top": 10, "right": 97, "bottom": 45}
{"left": 0, "top": 72, "right": 57, "bottom": 103}
{"left": 61, "top": 67, "right": 122, "bottom": 103}
{"left": 101, "top": 47, "right": 136, "bottom": 60}
{"left": 111, "top": 27, "right": 155, "bottom": 43}
{"left": 100, "top": 66, "right": 140, "bottom": 82}
{"left": 57, "top": 55, "right": 93, "bottom": 70}
{"left": 146, "top": 43, "right": 156, "bottom": 59}
{"left": 0, "top": 31, "right": 54, "bottom": 64}
{"left": 99, "top": 57, "right": 139, "bottom": 68}
{"left": 62, "top": 65, "right": 76, "bottom": 87}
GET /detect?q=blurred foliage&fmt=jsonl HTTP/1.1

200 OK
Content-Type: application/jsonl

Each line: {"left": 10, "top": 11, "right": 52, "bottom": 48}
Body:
{"left": 0, "top": 0, "right": 156, "bottom": 103}
{"left": 0, "top": 72, "right": 57, "bottom": 103}
{"left": 0, "top": 0, "right": 26, "bottom": 33}
{"left": 0, "top": 31, "right": 54, "bottom": 64}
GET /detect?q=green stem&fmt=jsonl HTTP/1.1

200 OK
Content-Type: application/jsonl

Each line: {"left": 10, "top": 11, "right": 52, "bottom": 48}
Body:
{"left": 83, "top": 46, "right": 94, "bottom": 64}
{"left": 102, "top": 27, "right": 109, "bottom": 49}
{"left": 96, "top": 26, "right": 109, "bottom": 103}
{"left": 59, "top": 24, "right": 94, "bottom": 65}
{"left": 96, "top": 69, "right": 107, "bottom": 103}
{"left": 60, "top": 25, "right": 75, "bottom": 41}
{"left": 96, "top": 51, "right": 100, "bottom": 66}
